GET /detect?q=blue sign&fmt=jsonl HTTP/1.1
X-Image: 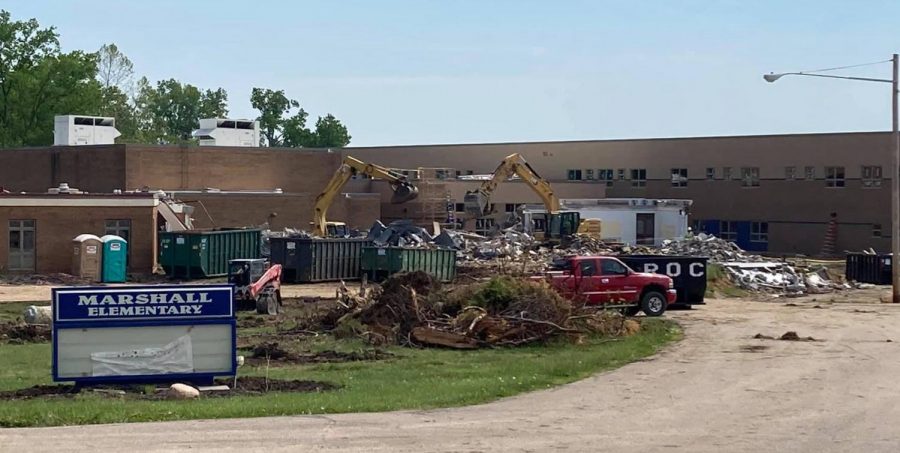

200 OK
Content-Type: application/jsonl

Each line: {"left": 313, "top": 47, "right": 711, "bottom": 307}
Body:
{"left": 53, "top": 285, "right": 234, "bottom": 323}
{"left": 52, "top": 285, "right": 236, "bottom": 385}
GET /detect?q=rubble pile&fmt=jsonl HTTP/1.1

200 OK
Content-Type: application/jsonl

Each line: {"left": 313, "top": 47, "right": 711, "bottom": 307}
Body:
{"left": 330, "top": 271, "right": 641, "bottom": 349}
{"left": 367, "top": 220, "right": 434, "bottom": 247}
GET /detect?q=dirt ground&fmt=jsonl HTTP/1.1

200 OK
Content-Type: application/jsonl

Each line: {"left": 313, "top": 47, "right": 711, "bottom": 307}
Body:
{"left": 4, "top": 288, "right": 900, "bottom": 452}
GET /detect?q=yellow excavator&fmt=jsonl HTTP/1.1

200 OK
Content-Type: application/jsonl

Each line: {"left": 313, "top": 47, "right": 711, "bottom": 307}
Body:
{"left": 463, "top": 153, "right": 596, "bottom": 241}
{"left": 313, "top": 156, "right": 419, "bottom": 237}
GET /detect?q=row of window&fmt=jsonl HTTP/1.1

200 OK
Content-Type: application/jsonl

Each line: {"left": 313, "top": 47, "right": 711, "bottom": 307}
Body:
{"left": 8, "top": 220, "right": 131, "bottom": 271}
{"left": 691, "top": 220, "right": 769, "bottom": 243}
{"left": 568, "top": 165, "right": 883, "bottom": 188}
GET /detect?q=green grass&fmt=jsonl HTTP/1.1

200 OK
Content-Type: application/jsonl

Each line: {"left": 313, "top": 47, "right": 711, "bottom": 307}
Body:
{"left": 0, "top": 302, "right": 40, "bottom": 323}
{"left": 0, "top": 319, "right": 679, "bottom": 427}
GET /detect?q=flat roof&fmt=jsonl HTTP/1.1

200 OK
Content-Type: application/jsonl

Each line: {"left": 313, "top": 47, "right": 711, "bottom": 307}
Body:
{"left": 0, "top": 193, "right": 158, "bottom": 207}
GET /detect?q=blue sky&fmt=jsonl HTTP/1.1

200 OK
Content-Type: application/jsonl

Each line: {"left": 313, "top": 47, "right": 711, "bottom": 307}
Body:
{"left": 6, "top": 0, "right": 900, "bottom": 146}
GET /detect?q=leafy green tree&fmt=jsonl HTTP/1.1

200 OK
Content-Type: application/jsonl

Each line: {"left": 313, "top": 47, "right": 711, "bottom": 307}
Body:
{"left": 0, "top": 10, "right": 102, "bottom": 146}
{"left": 250, "top": 87, "right": 350, "bottom": 147}
{"left": 135, "top": 77, "right": 228, "bottom": 143}
{"left": 310, "top": 113, "right": 351, "bottom": 148}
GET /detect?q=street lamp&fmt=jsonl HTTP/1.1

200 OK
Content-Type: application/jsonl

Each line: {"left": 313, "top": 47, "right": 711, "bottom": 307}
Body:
{"left": 764, "top": 54, "right": 900, "bottom": 303}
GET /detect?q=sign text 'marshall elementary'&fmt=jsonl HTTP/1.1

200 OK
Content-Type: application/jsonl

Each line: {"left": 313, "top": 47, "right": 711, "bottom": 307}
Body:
{"left": 54, "top": 286, "right": 234, "bottom": 322}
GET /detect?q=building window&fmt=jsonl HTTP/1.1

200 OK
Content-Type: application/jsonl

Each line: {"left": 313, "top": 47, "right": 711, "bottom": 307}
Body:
{"left": 751, "top": 222, "right": 769, "bottom": 242}
{"left": 474, "top": 218, "right": 495, "bottom": 235}
{"left": 671, "top": 168, "right": 688, "bottom": 187}
{"left": 741, "top": 167, "right": 760, "bottom": 187}
{"left": 630, "top": 169, "right": 647, "bottom": 187}
{"left": 785, "top": 166, "right": 796, "bottom": 180}
{"left": 720, "top": 221, "right": 737, "bottom": 241}
{"left": 105, "top": 220, "right": 131, "bottom": 266}
{"left": 504, "top": 203, "right": 517, "bottom": 213}
{"left": 690, "top": 219, "right": 706, "bottom": 233}
{"left": 455, "top": 203, "right": 465, "bottom": 213}
{"left": 617, "top": 168, "right": 626, "bottom": 180}
{"left": 466, "top": 170, "right": 474, "bottom": 175}
{"left": 598, "top": 169, "right": 614, "bottom": 187}
{"left": 873, "top": 224, "right": 883, "bottom": 238}
{"left": 825, "top": 166, "right": 845, "bottom": 188}
{"left": 706, "top": 168, "right": 715, "bottom": 180}
{"left": 8, "top": 220, "right": 36, "bottom": 271}
{"left": 804, "top": 166, "right": 815, "bottom": 180}
{"left": 567, "top": 169, "right": 583, "bottom": 181}
{"left": 585, "top": 169, "right": 594, "bottom": 180}
{"left": 723, "top": 167, "right": 732, "bottom": 180}
{"left": 455, "top": 170, "right": 461, "bottom": 178}
{"left": 862, "top": 165, "right": 883, "bottom": 187}
{"left": 435, "top": 169, "right": 449, "bottom": 180}
{"left": 533, "top": 218, "right": 547, "bottom": 232}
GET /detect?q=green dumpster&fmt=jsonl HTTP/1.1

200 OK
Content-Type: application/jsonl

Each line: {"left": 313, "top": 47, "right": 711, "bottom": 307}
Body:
{"left": 159, "top": 229, "right": 261, "bottom": 279}
{"left": 361, "top": 246, "right": 457, "bottom": 283}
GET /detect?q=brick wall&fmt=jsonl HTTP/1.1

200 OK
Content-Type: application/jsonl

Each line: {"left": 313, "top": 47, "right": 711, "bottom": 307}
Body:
{"left": 0, "top": 205, "right": 157, "bottom": 274}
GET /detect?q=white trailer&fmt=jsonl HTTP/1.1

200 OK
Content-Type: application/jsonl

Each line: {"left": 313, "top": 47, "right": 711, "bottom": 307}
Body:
{"left": 522, "top": 198, "right": 692, "bottom": 246}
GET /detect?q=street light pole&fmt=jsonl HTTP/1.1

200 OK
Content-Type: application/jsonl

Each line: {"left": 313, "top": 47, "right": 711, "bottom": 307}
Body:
{"left": 764, "top": 55, "right": 900, "bottom": 302}
{"left": 892, "top": 53, "right": 899, "bottom": 303}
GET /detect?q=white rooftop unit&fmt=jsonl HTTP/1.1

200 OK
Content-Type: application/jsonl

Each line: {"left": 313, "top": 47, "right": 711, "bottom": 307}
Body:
{"left": 192, "top": 118, "right": 260, "bottom": 147}
{"left": 53, "top": 115, "right": 121, "bottom": 146}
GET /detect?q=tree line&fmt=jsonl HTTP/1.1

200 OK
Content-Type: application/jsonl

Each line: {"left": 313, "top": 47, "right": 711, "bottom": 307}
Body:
{"left": 0, "top": 10, "right": 351, "bottom": 148}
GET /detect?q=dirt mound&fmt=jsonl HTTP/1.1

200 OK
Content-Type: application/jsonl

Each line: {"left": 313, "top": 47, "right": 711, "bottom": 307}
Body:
{"left": 0, "top": 273, "right": 91, "bottom": 286}
{"left": 247, "top": 342, "right": 392, "bottom": 365}
{"left": 779, "top": 331, "right": 819, "bottom": 341}
{"left": 0, "top": 385, "right": 77, "bottom": 400}
{"left": 0, "top": 322, "right": 51, "bottom": 343}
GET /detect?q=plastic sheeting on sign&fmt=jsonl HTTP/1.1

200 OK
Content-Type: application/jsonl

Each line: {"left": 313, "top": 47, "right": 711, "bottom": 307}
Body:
{"left": 90, "top": 335, "right": 194, "bottom": 377}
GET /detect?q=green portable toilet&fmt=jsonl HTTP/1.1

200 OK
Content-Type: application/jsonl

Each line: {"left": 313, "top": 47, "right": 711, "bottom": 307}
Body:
{"left": 100, "top": 234, "right": 127, "bottom": 283}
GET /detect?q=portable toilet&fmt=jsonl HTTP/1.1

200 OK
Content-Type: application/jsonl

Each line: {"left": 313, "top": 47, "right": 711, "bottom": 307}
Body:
{"left": 100, "top": 234, "right": 127, "bottom": 283}
{"left": 72, "top": 234, "right": 102, "bottom": 281}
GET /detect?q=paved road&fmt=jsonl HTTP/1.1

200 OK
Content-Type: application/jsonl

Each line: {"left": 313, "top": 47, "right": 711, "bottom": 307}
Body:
{"left": 4, "top": 298, "right": 900, "bottom": 452}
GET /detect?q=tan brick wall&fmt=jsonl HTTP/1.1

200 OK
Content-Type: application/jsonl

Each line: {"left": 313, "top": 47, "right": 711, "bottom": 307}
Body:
{"left": 180, "top": 193, "right": 381, "bottom": 232}
{"left": 124, "top": 146, "right": 342, "bottom": 193}
{"left": 0, "top": 145, "right": 126, "bottom": 192}
{"left": 0, "top": 205, "right": 157, "bottom": 274}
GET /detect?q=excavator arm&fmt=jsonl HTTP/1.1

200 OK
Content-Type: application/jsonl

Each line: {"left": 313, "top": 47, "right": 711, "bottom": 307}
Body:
{"left": 463, "top": 153, "right": 560, "bottom": 217}
{"left": 313, "top": 156, "right": 418, "bottom": 236}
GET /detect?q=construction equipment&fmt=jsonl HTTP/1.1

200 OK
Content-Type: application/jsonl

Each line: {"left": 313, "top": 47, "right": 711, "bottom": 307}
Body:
{"left": 228, "top": 259, "right": 283, "bottom": 315}
{"left": 463, "top": 153, "right": 582, "bottom": 241}
{"left": 313, "top": 156, "right": 419, "bottom": 237}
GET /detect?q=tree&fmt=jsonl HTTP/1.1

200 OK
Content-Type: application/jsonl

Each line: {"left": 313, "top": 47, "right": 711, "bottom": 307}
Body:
{"left": 96, "top": 43, "right": 133, "bottom": 92}
{"left": 0, "top": 10, "right": 102, "bottom": 146}
{"left": 135, "top": 77, "right": 228, "bottom": 143}
{"left": 310, "top": 114, "right": 351, "bottom": 148}
{"left": 250, "top": 87, "right": 350, "bottom": 148}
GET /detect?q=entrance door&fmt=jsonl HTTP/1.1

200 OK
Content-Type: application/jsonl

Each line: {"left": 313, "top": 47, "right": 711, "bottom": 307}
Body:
{"left": 8, "top": 220, "right": 36, "bottom": 271}
{"left": 636, "top": 213, "right": 655, "bottom": 245}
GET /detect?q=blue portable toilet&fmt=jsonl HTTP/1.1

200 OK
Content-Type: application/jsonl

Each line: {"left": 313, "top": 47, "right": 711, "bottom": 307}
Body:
{"left": 100, "top": 234, "right": 127, "bottom": 283}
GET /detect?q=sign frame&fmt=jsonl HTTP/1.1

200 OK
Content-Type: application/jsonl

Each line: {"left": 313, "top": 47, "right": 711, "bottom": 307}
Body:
{"left": 51, "top": 284, "right": 237, "bottom": 386}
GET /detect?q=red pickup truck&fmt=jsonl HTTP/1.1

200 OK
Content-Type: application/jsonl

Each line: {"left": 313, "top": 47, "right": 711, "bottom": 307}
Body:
{"left": 538, "top": 256, "right": 677, "bottom": 316}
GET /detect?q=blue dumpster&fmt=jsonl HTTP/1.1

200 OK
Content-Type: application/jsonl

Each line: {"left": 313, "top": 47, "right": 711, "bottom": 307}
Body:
{"left": 101, "top": 234, "right": 127, "bottom": 283}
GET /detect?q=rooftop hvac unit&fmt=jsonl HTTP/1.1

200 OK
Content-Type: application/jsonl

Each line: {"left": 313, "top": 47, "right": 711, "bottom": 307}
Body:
{"left": 53, "top": 115, "right": 121, "bottom": 146}
{"left": 192, "top": 118, "right": 260, "bottom": 147}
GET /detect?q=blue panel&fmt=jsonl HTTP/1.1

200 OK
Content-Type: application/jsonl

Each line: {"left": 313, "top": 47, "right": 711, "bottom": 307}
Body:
{"left": 702, "top": 220, "right": 720, "bottom": 235}
{"left": 52, "top": 284, "right": 237, "bottom": 384}
{"left": 734, "top": 221, "right": 752, "bottom": 250}
{"left": 53, "top": 285, "right": 233, "bottom": 323}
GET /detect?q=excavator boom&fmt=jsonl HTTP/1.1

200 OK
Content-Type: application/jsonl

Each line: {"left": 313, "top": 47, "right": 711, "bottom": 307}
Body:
{"left": 313, "top": 156, "right": 418, "bottom": 236}
{"left": 463, "top": 153, "right": 560, "bottom": 217}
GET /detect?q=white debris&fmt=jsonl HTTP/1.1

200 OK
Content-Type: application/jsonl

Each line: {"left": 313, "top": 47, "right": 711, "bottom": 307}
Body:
{"left": 166, "top": 383, "right": 200, "bottom": 400}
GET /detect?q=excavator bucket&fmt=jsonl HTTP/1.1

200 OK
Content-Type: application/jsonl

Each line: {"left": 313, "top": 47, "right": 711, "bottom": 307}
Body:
{"left": 389, "top": 183, "right": 419, "bottom": 204}
{"left": 463, "top": 190, "right": 488, "bottom": 216}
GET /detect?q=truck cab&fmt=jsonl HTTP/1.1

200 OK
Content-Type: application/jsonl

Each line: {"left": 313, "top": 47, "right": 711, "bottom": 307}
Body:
{"left": 540, "top": 255, "right": 677, "bottom": 316}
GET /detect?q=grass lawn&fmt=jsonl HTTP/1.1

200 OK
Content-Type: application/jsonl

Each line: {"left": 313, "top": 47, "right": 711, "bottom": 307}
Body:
{"left": 0, "top": 317, "right": 679, "bottom": 428}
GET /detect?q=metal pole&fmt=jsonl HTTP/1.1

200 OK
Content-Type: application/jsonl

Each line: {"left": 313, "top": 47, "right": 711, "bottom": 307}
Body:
{"left": 892, "top": 54, "right": 899, "bottom": 303}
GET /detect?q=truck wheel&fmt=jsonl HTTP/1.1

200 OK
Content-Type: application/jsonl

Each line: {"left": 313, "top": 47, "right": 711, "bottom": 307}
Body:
{"left": 640, "top": 291, "right": 667, "bottom": 317}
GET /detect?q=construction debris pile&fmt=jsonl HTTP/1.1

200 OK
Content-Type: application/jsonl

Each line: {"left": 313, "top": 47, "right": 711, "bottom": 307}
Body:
{"left": 329, "top": 271, "right": 640, "bottom": 349}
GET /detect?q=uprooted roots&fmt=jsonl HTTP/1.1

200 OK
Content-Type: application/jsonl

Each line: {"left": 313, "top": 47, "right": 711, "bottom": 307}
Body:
{"left": 331, "top": 271, "right": 641, "bottom": 349}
